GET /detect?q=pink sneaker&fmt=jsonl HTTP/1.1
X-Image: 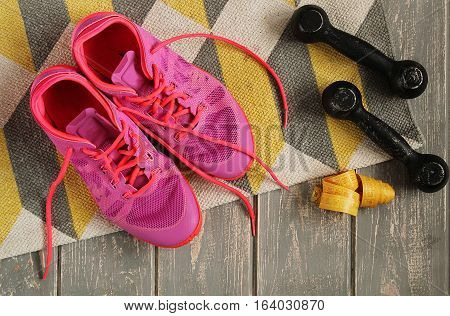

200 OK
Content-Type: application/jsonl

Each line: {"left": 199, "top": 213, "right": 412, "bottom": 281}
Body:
{"left": 30, "top": 66, "right": 202, "bottom": 279}
{"left": 71, "top": 12, "right": 288, "bottom": 235}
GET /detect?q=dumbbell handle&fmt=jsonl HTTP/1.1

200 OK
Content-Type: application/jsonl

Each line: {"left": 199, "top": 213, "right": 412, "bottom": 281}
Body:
{"left": 351, "top": 108, "right": 416, "bottom": 163}
{"left": 323, "top": 27, "right": 393, "bottom": 75}
{"left": 292, "top": 5, "right": 428, "bottom": 99}
{"left": 322, "top": 81, "right": 448, "bottom": 192}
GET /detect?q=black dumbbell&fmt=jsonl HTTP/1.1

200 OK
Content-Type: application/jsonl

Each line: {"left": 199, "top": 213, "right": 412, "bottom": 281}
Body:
{"left": 322, "top": 81, "right": 448, "bottom": 193}
{"left": 291, "top": 5, "right": 428, "bottom": 99}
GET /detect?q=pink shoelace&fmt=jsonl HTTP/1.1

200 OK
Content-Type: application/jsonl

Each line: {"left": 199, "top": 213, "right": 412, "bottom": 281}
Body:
{"left": 82, "top": 121, "right": 158, "bottom": 199}
{"left": 152, "top": 33, "right": 289, "bottom": 128}
{"left": 43, "top": 33, "right": 289, "bottom": 279}
{"left": 43, "top": 121, "right": 153, "bottom": 279}
{"left": 125, "top": 63, "right": 205, "bottom": 141}
{"left": 115, "top": 33, "right": 289, "bottom": 235}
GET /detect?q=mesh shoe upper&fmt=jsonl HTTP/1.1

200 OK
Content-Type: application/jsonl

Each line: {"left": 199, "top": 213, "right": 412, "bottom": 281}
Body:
{"left": 30, "top": 66, "right": 201, "bottom": 248}
{"left": 71, "top": 12, "right": 255, "bottom": 180}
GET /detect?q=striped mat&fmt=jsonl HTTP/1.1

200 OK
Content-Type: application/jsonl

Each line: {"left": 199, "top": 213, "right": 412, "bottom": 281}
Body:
{"left": 0, "top": 0, "right": 422, "bottom": 260}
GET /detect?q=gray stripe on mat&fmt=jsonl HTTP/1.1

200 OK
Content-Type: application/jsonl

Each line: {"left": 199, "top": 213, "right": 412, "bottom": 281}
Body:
{"left": 113, "top": 0, "right": 157, "bottom": 25}
{"left": 3, "top": 91, "right": 78, "bottom": 239}
{"left": 267, "top": 23, "right": 339, "bottom": 170}
{"left": 18, "top": 0, "right": 69, "bottom": 71}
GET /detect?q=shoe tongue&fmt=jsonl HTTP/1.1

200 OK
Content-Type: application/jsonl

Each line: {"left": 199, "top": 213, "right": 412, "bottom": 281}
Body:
{"left": 66, "top": 108, "right": 118, "bottom": 149}
{"left": 66, "top": 108, "right": 148, "bottom": 190}
{"left": 66, "top": 108, "right": 122, "bottom": 165}
{"left": 111, "top": 50, "right": 146, "bottom": 93}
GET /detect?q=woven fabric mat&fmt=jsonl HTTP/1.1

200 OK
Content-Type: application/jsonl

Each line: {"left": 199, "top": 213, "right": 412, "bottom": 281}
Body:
{"left": 0, "top": 0, "right": 422, "bottom": 260}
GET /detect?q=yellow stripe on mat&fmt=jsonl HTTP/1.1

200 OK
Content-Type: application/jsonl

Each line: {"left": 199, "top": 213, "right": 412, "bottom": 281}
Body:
{"left": 162, "top": 0, "right": 210, "bottom": 29}
{"left": 308, "top": 43, "right": 367, "bottom": 170}
{"left": 215, "top": 41, "right": 285, "bottom": 192}
{"left": 57, "top": 154, "right": 98, "bottom": 239}
{"left": 0, "top": 0, "right": 35, "bottom": 71}
{"left": 65, "top": 0, "right": 113, "bottom": 23}
{"left": 285, "top": 0, "right": 297, "bottom": 7}
{"left": 0, "top": 130, "right": 22, "bottom": 245}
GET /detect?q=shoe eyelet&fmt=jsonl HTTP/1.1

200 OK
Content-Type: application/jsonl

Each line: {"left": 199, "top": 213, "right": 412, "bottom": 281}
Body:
{"left": 173, "top": 133, "right": 180, "bottom": 142}
{"left": 122, "top": 192, "right": 131, "bottom": 199}
{"left": 153, "top": 167, "right": 162, "bottom": 175}
{"left": 110, "top": 180, "right": 118, "bottom": 189}
{"left": 89, "top": 149, "right": 104, "bottom": 160}
{"left": 82, "top": 148, "right": 94, "bottom": 158}
{"left": 146, "top": 153, "right": 154, "bottom": 161}
{"left": 100, "top": 166, "right": 107, "bottom": 174}
{"left": 85, "top": 150, "right": 99, "bottom": 160}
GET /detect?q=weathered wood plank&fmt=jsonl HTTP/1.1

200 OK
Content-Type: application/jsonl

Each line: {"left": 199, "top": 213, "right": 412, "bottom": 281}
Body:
{"left": 0, "top": 250, "right": 57, "bottom": 295}
{"left": 59, "top": 232, "right": 154, "bottom": 295}
{"left": 257, "top": 182, "right": 352, "bottom": 295}
{"left": 157, "top": 201, "right": 253, "bottom": 295}
{"left": 355, "top": 0, "right": 448, "bottom": 295}
{"left": 1, "top": 0, "right": 446, "bottom": 297}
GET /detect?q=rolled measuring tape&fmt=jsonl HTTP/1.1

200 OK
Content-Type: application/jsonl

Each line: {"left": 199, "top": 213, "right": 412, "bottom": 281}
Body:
{"left": 311, "top": 170, "right": 395, "bottom": 216}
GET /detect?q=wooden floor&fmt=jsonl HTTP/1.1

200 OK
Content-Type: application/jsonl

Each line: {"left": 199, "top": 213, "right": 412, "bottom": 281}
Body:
{"left": 0, "top": 0, "right": 448, "bottom": 296}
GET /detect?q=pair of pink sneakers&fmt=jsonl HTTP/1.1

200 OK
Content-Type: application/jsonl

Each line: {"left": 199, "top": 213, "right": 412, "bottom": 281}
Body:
{"left": 31, "top": 12, "right": 288, "bottom": 279}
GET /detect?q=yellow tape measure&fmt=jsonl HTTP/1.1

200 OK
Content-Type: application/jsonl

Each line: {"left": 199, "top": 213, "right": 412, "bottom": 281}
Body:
{"left": 311, "top": 170, "right": 395, "bottom": 216}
